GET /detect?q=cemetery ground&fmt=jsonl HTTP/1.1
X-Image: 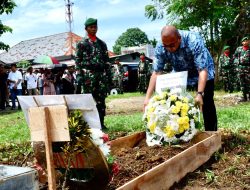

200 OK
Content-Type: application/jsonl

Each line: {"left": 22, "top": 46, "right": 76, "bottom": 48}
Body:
{"left": 0, "top": 91, "right": 249, "bottom": 189}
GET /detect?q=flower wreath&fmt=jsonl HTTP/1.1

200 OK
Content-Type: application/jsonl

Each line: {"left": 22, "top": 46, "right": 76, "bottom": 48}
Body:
{"left": 143, "top": 90, "right": 202, "bottom": 146}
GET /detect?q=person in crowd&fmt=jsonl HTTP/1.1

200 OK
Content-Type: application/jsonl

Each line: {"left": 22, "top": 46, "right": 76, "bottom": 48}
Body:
{"left": 75, "top": 68, "right": 82, "bottom": 94}
{"left": 37, "top": 72, "right": 43, "bottom": 95}
{"left": 43, "top": 69, "right": 56, "bottom": 95}
{"left": 0, "top": 64, "right": 8, "bottom": 110}
{"left": 61, "top": 70, "right": 75, "bottom": 94}
{"left": 144, "top": 25, "right": 217, "bottom": 131}
{"left": 7, "top": 64, "right": 23, "bottom": 110}
{"left": 233, "top": 36, "right": 250, "bottom": 101}
{"left": 75, "top": 18, "right": 112, "bottom": 130}
{"left": 54, "top": 70, "right": 63, "bottom": 95}
{"left": 219, "top": 46, "right": 234, "bottom": 93}
{"left": 138, "top": 53, "right": 151, "bottom": 93}
{"left": 68, "top": 67, "right": 77, "bottom": 93}
{"left": 18, "top": 69, "right": 27, "bottom": 95}
{"left": 112, "top": 58, "right": 124, "bottom": 94}
{"left": 25, "top": 66, "right": 38, "bottom": 95}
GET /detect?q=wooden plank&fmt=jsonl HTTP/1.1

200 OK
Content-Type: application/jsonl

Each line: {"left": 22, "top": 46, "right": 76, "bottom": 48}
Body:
{"left": 43, "top": 107, "right": 57, "bottom": 190}
{"left": 110, "top": 132, "right": 146, "bottom": 154}
{"left": 116, "top": 131, "right": 221, "bottom": 190}
{"left": 28, "top": 105, "right": 70, "bottom": 142}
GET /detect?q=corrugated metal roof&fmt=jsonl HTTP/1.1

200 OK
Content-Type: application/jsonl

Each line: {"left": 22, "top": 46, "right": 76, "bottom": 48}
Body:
{"left": 0, "top": 32, "right": 82, "bottom": 64}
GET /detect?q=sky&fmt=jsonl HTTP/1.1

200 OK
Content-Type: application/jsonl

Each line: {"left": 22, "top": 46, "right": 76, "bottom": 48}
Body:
{"left": 1, "top": 0, "right": 167, "bottom": 51}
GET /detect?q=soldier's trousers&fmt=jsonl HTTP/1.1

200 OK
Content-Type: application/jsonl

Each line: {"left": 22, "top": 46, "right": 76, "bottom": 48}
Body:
{"left": 222, "top": 72, "right": 234, "bottom": 92}
{"left": 239, "top": 71, "right": 250, "bottom": 99}
{"left": 93, "top": 95, "right": 106, "bottom": 129}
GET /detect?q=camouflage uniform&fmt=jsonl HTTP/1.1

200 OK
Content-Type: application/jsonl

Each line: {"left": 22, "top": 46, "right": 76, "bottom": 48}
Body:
{"left": 219, "top": 54, "right": 234, "bottom": 92}
{"left": 233, "top": 46, "right": 250, "bottom": 100}
{"left": 75, "top": 36, "right": 112, "bottom": 128}
{"left": 138, "top": 59, "right": 150, "bottom": 93}
{"left": 111, "top": 63, "right": 124, "bottom": 93}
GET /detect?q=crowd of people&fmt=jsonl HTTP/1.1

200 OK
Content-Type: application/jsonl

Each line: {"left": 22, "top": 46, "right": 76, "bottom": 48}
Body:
{"left": 219, "top": 36, "right": 250, "bottom": 101}
{"left": 0, "top": 64, "right": 77, "bottom": 111}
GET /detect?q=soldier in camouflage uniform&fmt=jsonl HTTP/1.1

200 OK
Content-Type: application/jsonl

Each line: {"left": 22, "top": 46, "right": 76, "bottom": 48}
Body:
{"left": 75, "top": 18, "right": 112, "bottom": 129}
{"left": 219, "top": 46, "right": 234, "bottom": 92}
{"left": 111, "top": 58, "right": 124, "bottom": 93}
{"left": 138, "top": 53, "right": 151, "bottom": 93}
{"left": 233, "top": 36, "right": 250, "bottom": 101}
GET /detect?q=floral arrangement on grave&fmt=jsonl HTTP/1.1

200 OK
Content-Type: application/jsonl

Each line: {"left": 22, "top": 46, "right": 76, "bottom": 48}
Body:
{"left": 143, "top": 89, "right": 202, "bottom": 146}
{"left": 61, "top": 110, "right": 119, "bottom": 179}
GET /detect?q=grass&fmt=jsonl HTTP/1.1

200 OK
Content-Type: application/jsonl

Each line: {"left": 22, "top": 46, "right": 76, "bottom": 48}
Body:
{"left": 105, "top": 112, "right": 144, "bottom": 133}
{"left": 106, "top": 92, "right": 144, "bottom": 102}
{"left": 217, "top": 103, "right": 250, "bottom": 130}
{"left": 0, "top": 110, "right": 30, "bottom": 143}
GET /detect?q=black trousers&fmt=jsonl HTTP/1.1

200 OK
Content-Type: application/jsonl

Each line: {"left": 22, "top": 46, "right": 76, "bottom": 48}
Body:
{"left": 0, "top": 88, "right": 6, "bottom": 109}
{"left": 202, "top": 79, "right": 218, "bottom": 131}
{"left": 189, "top": 79, "right": 218, "bottom": 131}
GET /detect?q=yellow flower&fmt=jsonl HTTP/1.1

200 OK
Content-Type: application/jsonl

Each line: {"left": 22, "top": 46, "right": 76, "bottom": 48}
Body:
{"left": 149, "top": 122, "right": 156, "bottom": 133}
{"left": 178, "top": 125, "right": 185, "bottom": 133}
{"left": 161, "top": 92, "right": 168, "bottom": 99}
{"left": 164, "top": 125, "right": 175, "bottom": 138}
{"left": 160, "top": 100, "right": 166, "bottom": 105}
{"left": 182, "top": 103, "right": 189, "bottom": 111}
{"left": 170, "top": 95, "right": 177, "bottom": 101}
{"left": 183, "top": 122, "right": 190, "bottom": 130}
{"left": 183, "top": 116, "right": 189, "bottom": 124}
{"left": 172, "top": 106, "right": 180, "bottom": 114}
{"left": 153, "top": 95, "right": 161, "bottom": 101}
{"left": 182, "top": 97, "right": 189, "bottom": 103}
{"left": 181, "top": 109, "right": 188, "bottom": 117}
{"left": 175, "top": 101, "right": 182, "bottom": 108}
{"left": 148, "top": 107, "right": 155, "bottom": 113}
{"left": 177, "top": 117, "right": 185, "bottom": 125}
{"left": 178, "top": 116, "right": 189, "bottom": 126}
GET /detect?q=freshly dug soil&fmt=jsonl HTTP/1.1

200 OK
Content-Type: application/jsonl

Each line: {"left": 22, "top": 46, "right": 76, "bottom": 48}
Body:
{"left": 106, "top": 139, "right": 194, "bottom": 190}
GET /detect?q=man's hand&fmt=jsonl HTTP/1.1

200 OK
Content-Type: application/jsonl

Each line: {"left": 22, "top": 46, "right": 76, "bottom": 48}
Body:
{"left": 195, "top": 94, "right": 203, "bottom": 112}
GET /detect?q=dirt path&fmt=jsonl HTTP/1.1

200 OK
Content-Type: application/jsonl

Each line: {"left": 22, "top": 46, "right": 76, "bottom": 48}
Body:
{"left": 106, "top": 96, "right": 145, "bottom": 115}
{"left": 106, "top": 93, "right": 242, "bottom": 115}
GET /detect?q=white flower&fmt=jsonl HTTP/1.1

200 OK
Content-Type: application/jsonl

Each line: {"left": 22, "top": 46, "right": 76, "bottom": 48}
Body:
{"left": 89, "top": 128, "right": 111, "bottom": 157}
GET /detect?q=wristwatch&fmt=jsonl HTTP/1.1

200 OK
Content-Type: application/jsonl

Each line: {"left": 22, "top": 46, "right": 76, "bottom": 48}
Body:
{"left": 197, "top": 92, "right": 204, "bottom": 96}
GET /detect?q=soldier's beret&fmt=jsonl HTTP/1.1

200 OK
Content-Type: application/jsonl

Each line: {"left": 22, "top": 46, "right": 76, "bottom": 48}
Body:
{"left": 223, "top": 46, "right": 230, "bottom": 51}
{"left": 85, "top": 18, "right": 97, "bottom": 27}
{"left": 241, "top": 36, "right": 249, "bottom": 42}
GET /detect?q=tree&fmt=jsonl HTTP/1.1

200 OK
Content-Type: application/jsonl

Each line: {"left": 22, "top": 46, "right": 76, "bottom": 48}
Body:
{"left": 113, "top": 28, "right": 150, "bottom": 54}
{"left": 17, "top": 60, "right": 31, "bottom": 69}
{"left": 149, "top": 38, "right": 158, "bottom": 48}
{"left": 0, "top": 0, "right": 16, "bottom": 51}
{"left": 145, "top": 0, "right": 250, "bottom": 80}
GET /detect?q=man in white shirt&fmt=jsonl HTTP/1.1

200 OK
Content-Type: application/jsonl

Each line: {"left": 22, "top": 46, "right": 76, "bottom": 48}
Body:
{"left": 25, "top": 67, "right": 38, "bottom": 95}
{"left": 7, "top": 64, "right": 23, "bottom": 110}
